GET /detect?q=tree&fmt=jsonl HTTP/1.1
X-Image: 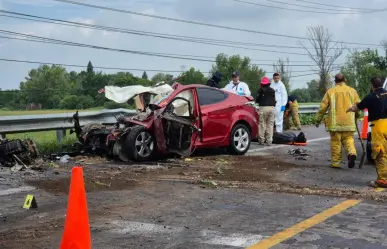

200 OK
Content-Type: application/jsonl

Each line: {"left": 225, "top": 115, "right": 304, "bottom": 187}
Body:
{"left": 341, "top": 49, "right": 387, "bottom": 98}
{"left": 87, "top": 61, "right": 94, "bottom": 74}
{"left": 210, "top": 53, "right": 265, "bottom": 95}
{"left": 142, "top": 71, "right": 148, "bottom": 80}
{"left": 151, "top": 73, "right": 174, "bottom": 85}
{"left": 299, "top": 25, "right": 344, "bottom": 96}
{"left": 179, "top": 67, "right": 207, "bottom": 85}
{"left": 273, "top": 58, "right": 292, "bottom": 92}
{"left": 306, "top": 79, "right": 321, "bottom": 102}
{"left": 19, "top": 65, "right": 72, "bottom": 109}
{"left": 290, "top": 88, "right": 311, "bottom": 103}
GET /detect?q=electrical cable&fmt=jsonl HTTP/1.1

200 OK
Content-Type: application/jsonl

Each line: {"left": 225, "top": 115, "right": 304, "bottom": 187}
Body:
{"left": 294, "top": 0, "right": 380, "bottom": 11}
{"left": 0, "top": 10, "right": 365, "bottom": 51}
{"left": 51, "top": 0, "right": 384, "bottom": 47}
{"left": 0, "top": 30, "right": 343, "bottom": 66}
{"left": 0, "top": 58, "right": 341, "bottom": 74}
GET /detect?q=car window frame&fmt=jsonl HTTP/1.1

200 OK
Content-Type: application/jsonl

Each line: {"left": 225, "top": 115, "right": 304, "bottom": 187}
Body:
{"left": 196, "top": 87, "right": 229, "bottom": 107}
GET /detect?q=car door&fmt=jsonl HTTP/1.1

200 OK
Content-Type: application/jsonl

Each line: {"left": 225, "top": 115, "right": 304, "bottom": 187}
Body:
{"left": 196, "top": 87, "right": 233, "bottom": 144}
{"left": 160, "top": 88, "right": 200, "bottom": 157}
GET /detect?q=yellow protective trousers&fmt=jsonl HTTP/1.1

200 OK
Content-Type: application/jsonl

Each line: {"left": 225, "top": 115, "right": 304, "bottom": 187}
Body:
{"left": 284, "top": 101, "right": 301, "bottom": 130}
{"left": 329, "top": 131, "right": 357, "bottom": 167}
{"left": 370, "top": 119, "right": 387, "bottom": 183}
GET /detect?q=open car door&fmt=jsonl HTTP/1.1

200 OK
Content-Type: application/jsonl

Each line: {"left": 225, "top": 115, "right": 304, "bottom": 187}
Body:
{"left": 159, "top": 89, "right": 201, "bottom": 157}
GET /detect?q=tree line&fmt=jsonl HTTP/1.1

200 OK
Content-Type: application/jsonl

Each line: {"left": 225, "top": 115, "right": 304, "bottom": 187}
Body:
{"left": 1, "top": 26, "right": 386, "bottom": 111}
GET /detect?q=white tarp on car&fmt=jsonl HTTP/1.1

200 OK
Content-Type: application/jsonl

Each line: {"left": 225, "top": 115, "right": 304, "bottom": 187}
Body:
{"left": 104, "top": 84, "right": 173, "bottom": 103}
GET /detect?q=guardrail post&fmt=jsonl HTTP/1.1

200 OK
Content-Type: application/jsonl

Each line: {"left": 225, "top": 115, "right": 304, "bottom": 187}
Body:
{"left": 56, "top": 129, "right": 66, "bottom": 142}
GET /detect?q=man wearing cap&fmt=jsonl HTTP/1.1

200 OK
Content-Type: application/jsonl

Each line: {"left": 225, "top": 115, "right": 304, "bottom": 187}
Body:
{"left": 270, "top": 73, "right": 288, "bottom": 133}
{"left": 223, "top": 71, "right": 251, "bottom": 96}
{"left": 315, "top": 73, "right": 360, "bottom": 169}
{"left": 256, "top": 76, "right": 276, "bottom": 145}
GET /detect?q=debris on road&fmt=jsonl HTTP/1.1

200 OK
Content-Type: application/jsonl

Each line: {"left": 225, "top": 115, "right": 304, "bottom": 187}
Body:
{"left": 287, "top": 148, "right": 309, "bottom": 160}
{"left": 0, "top": 138, "right": 38, "bottom": 170}
{"left": 199, "top": 179, "right": 218, "bottom": 188}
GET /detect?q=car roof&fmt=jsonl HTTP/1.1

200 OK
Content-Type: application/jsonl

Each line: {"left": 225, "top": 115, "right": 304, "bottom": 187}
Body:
{"left": 175, "top": 83, "right": 227, "bottom": 92}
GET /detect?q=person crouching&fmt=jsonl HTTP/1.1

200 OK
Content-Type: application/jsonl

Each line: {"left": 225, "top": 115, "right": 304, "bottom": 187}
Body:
{"left": 256, "top": 76, "right": 276, "bottom": 146}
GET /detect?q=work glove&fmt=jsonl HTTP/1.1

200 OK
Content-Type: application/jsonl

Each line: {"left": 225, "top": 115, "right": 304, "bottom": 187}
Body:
{"left": 284, "top": 110, "right": 290, "bottom": 117}
{"left": 280, "top": 106, "right": 286, "bottom": 112}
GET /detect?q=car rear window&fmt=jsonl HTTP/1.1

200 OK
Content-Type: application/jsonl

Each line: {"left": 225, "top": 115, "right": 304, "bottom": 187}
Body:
{"left": 197, "top": 87, "right": 228, "bottom": 106}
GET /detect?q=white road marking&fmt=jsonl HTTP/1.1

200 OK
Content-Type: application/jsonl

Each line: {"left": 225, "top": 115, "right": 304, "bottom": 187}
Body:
{"left": 0, "top": 186, "right": 35, "bottom": 196}
{"left": 248, "top": 136, "right": 330, "bottom": 153}
{"left": 199, "top": 229, "right": 266, "bottom": 247}
{"left": 105, "top": 220, "right": 267, "bottom": 248}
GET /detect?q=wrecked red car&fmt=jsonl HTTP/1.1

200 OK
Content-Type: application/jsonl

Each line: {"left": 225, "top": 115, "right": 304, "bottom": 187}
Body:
{"left": 113, "top": 83, "right": 259, "bottom": 161}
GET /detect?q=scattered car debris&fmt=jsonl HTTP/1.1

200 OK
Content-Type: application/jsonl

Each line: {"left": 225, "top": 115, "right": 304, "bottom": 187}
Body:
{"left": 0, "top": 138, "right": 38, "bottom": 170}
{"left": 287, "top": 148, "right": 309, "bottom": 160}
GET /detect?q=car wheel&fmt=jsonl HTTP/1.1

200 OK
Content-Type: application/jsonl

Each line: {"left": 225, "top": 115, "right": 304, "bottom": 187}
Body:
{"left": 228, "top": 124, "right": 251, "bottom": 155}
{"left": 124, "top": 125, "right": 155, "bottom": 161}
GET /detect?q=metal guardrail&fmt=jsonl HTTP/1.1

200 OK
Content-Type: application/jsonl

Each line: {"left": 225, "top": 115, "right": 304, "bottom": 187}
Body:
{"left": 0, "top": 105, "right": 319, "bottom": 139}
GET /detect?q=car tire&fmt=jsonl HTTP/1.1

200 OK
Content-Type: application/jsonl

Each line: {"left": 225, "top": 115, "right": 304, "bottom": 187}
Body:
{"left": 124, "top": 125, "right": 155, "bottom": 161}
{"left": 228, "top": 124, "right": 251, "bottom": 155}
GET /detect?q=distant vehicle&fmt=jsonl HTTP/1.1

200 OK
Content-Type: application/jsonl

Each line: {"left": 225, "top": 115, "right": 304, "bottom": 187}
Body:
{"left": 366, "top": 78, "right": 387, "bottom": 164}
{"left": 114, "top": 83, "right": 259, "bottom": 161}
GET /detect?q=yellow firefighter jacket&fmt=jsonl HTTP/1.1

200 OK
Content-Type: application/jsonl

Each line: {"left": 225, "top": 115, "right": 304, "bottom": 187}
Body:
{"left": 315, "top": 82, "right": 360, "bottom": 132}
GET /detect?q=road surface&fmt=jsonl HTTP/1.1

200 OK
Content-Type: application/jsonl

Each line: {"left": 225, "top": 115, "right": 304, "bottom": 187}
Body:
{"left": 1, "top": 125, "right": 387, "bottom": 249}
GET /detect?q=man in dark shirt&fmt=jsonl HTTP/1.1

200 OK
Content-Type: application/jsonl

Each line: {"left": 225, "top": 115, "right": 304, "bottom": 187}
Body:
{"left": 206, "top": 71, "right": 223, "bottom": 88}
{"left": 347, "top": 77, "right": 387, "bottom": 188}
{"left": 284, "top": 95, "right": 301, "bottom": 130}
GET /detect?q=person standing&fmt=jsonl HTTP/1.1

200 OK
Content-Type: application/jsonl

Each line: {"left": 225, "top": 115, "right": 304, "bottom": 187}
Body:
{"left": 347, "top": 77, "right": 387, "bottom": 187}
{"left": 206, "top": 71, "right": 223, "bottom": 88}
{"left": 270, "top": 73, "right": 288, "bottom": 132}
{"left": 315, "top": 73, "right": 360, "bottom": 169}
{"left": 256, "top": 76, "right": 276, "bottom": 146}
{"left": 223, "top": 71, "right": 251, "bottom": 96}
{"left": 284, "top": 95, "right": 301, "bottom": 130}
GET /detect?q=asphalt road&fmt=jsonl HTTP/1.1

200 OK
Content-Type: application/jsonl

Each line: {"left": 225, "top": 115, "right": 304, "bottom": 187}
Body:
{"left": 1, "top": 125, "right": 387, "bottom": 249}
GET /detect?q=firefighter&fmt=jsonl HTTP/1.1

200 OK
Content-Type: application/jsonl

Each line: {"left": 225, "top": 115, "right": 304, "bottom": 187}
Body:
{"left": 347, "top": 77, "right": 387, "bottom": 187}
{"left": 315, "top": 73, "right": 360, "bottom": 168}
{"left": 284, "top": 95, "right": 301, "bottom": 130}
{"left": 206, "top": 71, "right": 223, "bottom": 88}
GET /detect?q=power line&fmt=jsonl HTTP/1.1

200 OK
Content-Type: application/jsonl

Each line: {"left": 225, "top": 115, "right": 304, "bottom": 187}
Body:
{"left": 0, "top": 14, "right": 309, "bottom": 56}
{"left": 294, "top": 0, "right": 380, "bottom": 11}
{"left": 233, "top": 0, "right": 369, "bottom": 14}
{"left": 0, "top": 58, "right": 341, "bottom": 74}
{"left": 51, "top": 0, "right": 384, "bottom": 47}
{"left": 262, "top": 0, "right": 383, "bottom": 13}
{"left": 0, "top": 30, "right": 342, "bottom": 67}
{"left": 1, "top": 10, "right": 367, "bottom": 51}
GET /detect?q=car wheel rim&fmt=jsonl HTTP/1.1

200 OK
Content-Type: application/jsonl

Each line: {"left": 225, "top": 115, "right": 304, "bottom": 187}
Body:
{"left": 135, "top": 132, "right": 154, "bottom": 158}
{"left": 233, "top": 128, "right": 249, "bottom": 151}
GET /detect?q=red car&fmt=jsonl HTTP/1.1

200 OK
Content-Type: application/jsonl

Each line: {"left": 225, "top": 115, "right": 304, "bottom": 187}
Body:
{"left": 114, "top": 83, "right": 259, "bottom": 161}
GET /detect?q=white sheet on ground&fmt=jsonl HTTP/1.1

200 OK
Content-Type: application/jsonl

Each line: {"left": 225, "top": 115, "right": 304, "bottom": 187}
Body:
{"left": 104, "top": 84, "right": 173, "bottom": 103}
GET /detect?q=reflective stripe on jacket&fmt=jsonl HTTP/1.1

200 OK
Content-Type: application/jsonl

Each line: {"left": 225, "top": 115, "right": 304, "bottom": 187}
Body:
{"left": 315, "top": 82, "right": 360, "bottom": 132}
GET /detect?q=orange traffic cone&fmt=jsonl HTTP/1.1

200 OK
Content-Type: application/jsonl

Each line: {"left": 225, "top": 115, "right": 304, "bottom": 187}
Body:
{"left": 361, "top": 108, "right": 369, "bottom": 140}
{"left": 60, "top": 166, "right": 91, "bottom": 249}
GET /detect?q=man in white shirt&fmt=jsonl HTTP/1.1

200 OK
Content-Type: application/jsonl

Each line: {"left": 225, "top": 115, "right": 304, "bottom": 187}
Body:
{"left": 223, "top": 71, "right": 251, "bottom": 96}
{"left": 270, "top": 72, "right": 288, "bottom": 133}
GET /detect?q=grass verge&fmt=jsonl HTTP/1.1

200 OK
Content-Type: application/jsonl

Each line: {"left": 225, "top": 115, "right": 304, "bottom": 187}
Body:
{"left": 7, "top": 131, "right": 77, "bottom": 154}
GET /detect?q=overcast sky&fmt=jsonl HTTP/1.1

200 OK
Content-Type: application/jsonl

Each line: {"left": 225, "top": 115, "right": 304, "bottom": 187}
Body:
{"left": 0, "top": 0, "right": 386, "bottom": 90}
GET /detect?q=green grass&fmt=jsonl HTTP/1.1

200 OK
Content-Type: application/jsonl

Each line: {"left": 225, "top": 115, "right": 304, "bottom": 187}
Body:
{"left": 7, "top": 131, "right": 77, "bottom": 154}
{"left": 0, "top": 107, "right": 103, "bottom": 116}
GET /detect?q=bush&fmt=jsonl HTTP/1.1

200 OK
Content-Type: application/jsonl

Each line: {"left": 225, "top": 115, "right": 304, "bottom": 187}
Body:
{"left": 299, "top": 114, "right": 316, "bottom": 125}
{"left": 59, "top": 95, "right": 95, "bottom": 109}
{"left": 104, "top": 101, "right": 130, "bottom": 109}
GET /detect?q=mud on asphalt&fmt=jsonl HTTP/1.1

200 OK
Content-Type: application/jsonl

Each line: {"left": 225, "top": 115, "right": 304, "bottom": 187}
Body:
{"left": 1, "top": 153, "right": 387, "bottom": 249}
{"left": 19, "top": 154, "right": 387, "bottom": 202}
